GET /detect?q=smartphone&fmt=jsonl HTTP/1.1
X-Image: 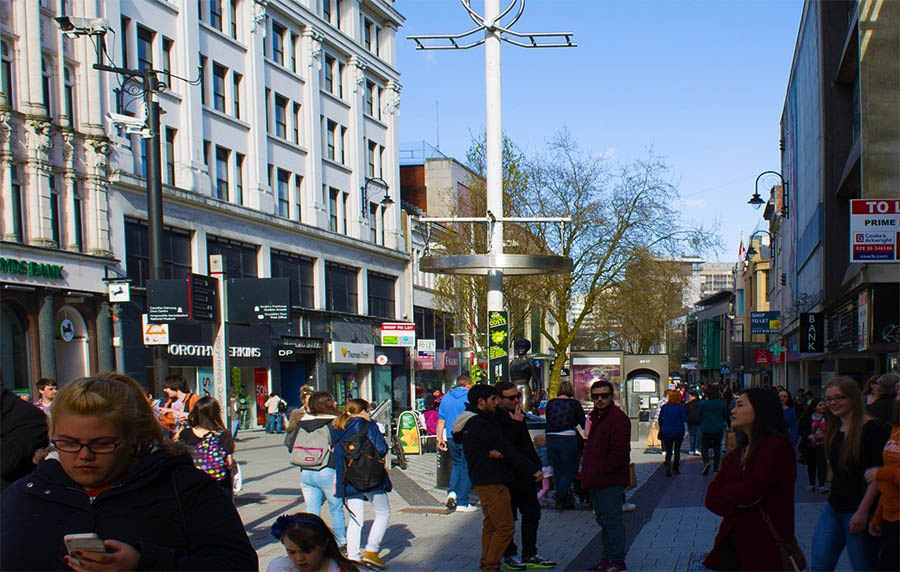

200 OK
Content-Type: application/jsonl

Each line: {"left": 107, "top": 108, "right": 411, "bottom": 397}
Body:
{"left": 63, "top": 533, "right": 106, "bottom": 556}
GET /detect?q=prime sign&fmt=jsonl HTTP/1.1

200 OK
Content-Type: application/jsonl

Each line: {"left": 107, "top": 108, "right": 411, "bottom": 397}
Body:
{"left": 850, "top": 199, "right": 900, "bottom": 263}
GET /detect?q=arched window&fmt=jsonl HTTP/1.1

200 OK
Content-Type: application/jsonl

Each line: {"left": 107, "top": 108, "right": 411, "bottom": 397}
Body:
{"left": 0, "top": 302, "right": 31, "bottom": 390}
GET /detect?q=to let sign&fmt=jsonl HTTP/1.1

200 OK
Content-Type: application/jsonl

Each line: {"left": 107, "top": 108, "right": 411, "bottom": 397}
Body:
{"left": 380, "top": 323, "right": 416, "bottom": 347}
{"left": 750, "top": 311, "right": 781, "bottom": 334}
{"left": 850, "top": 199, "right": 900, "bottom": 263}
{"left": 799, "top": 312, "right": 824, "bottom": 353}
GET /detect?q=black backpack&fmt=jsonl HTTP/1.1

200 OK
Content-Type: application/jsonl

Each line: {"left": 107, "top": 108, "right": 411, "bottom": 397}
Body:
{"left": 340, "top": 421, "right": 386, "bottom": 492}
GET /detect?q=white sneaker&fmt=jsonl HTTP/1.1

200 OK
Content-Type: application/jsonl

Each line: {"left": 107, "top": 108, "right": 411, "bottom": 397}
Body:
{"left": 455, "top": 504, "right": 479, "bottom": 512}
{"left": 446, "top": 491, "right": 457, "bottom": 510}
{"left": 622, "top": 502, "right": 636, "bottom": 512}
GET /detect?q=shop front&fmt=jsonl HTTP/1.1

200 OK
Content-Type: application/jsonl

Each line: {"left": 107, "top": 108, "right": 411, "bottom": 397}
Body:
{"left": 328, "top": 341, "right": 374, "bottom": 407}
{"left": 0, "top": 248, "right": 115, "bottom": 394}
{"left": 275, "top": 337, "right": 323, "bottom": 410}
{"left": 414, "top": 350, "right": 462, "bottom": 410}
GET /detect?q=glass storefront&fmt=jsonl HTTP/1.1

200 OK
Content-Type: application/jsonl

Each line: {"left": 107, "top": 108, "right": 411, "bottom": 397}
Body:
{"left": 329, "top": 364, "right": 359, "bottom": 407}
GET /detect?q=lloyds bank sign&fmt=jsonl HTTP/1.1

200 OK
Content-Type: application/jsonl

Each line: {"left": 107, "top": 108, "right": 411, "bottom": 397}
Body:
{"left": 0, "top": 257, "right": 65, "bottom": 279}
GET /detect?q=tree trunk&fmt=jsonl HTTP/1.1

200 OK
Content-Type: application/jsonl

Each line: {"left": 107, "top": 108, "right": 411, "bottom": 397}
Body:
{"left": 547, "top": 348, "right": 568, "bottom": 398}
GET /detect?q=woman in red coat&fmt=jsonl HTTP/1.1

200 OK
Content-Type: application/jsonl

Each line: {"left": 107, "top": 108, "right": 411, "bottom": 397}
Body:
{"left": 704, "top": 388, "right": 796, "bottom": 571}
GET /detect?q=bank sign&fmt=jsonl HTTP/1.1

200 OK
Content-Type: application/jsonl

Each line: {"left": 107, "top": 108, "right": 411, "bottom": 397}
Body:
{"left": 850, "top": 199, "right": 900, "bottom": 263}
{"left": 0, "top": 257, "right": 64, "bottom": 279}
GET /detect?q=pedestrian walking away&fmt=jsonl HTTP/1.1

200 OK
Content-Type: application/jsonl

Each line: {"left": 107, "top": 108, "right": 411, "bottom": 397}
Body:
{"left": 0, "top": 373, "right": 258, "bottom": 571}
{"left": 798, "top": 398, "right": 829, "bottom": 492}
{"left": 437, "top": 374, "right": 477, "bottom": 512}
{"left": 810, "top": 377, "right": 890, "bottom": 572}
{"left": 331, "top": 398, "right": 392, "bottom": 570}
{"left": 543, "top": 380, "right": 585, "bottom": 509}
{"left": 657, "top": 390, "right": 687, "bottom": 477}
{"left": 284, "top": 391, "right": 346, "bottom": 549}
{"left": 176, "top": 396, "right": 236, "bottom": 498}
{"left": 581, "top": 380, "right": 631, "bottom": 572}
{"left": 698, "top": 385, "right": 729, "bottom": 475}
{"left": 494, "top": 382, "right": 556, "bottom": 570}
{"left": 453, "top": 384, "right": 543, "bottom": 572}
{"left": 266, "top": 393, "right": 288, "bottom": 434}
{"left": 267, "top": 512, "right": 360, "bottom": 572}
{"left": 704, "top": 388, "right": 802, "bottom": 571}
{"left": 865, "top": 376, "right": 900, "bottom": 572}
{"left": 780, "top": 390, "right": 799, "bottom": 447}
{"left": 684, "top": 390, "right": 702, "bottom": 455}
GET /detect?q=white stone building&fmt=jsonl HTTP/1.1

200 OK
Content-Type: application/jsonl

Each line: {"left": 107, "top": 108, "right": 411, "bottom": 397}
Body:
{"left": 0, "top": 0, "right": 409, "bottom": 416}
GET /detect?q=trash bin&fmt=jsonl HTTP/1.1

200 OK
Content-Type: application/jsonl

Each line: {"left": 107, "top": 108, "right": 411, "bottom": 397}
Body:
{"left": 436, "top": 446, "right": 452, "bottom": 490}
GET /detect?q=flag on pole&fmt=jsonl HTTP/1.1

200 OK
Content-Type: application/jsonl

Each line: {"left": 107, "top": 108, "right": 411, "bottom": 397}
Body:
{"left": 738, "top": 232, "right": 746, "bottom": 259}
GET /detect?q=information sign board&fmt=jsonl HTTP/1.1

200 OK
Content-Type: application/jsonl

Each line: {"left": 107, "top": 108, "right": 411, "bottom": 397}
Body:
{"left": 850, "top": 199, "right": 900, "bottom": 263}
{"left": 227, "top": 278, "right": 291, "bottom": 323}
{"left": 187, "top": 274, "right": 218, "bottom": 322}
{"left": 488, "top": 311, "right": 510, "bottom": 384}
{"left": 147, "top": 279, "right": 190, "bottom": 322}
{"left": 141, "top": 314, "right": 169, "bottom": 345}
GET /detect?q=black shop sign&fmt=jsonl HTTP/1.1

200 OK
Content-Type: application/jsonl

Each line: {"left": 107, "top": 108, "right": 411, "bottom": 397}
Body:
{"left": 147, "top": 274, "right": 218, "bottom": 322}
{"left": 166, "top": 323, "right": 271, "bottom": 366}
{"left": 799, "top": 312, "right": 824, "bottom": 353}
{"left": 228, "top": 278, "right": 292, "bottom": 324}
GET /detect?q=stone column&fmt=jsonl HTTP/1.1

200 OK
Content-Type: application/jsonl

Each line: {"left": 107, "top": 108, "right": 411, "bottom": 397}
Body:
{"left": 0, "top": 111, "right": 15, "bottom": 240}
{"left": 62, "top": 132, "right": 79, "bottom": 251}
{"left": 85, "top": 139, "right": 112, "bottom": 255}
{"left": 95, "top": 300, "right": 114, "bottom": 373}
{"left": 25, "top": 119, "right": 53, "bottom": 247}
{"left": 39, "top": 291, "right": 57, "bottom": 381}
{"left": 303, "top": 28, "right": 326, "bottom": 227}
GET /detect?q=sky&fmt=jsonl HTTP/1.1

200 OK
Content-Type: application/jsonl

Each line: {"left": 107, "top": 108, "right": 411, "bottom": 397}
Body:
{"left": 396, "top": 0, "right": 804, "bottom": 262}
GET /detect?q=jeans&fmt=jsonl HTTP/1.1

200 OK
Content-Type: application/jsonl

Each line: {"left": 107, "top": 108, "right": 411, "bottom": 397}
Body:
{"left": 300, "top": 467, "right": 346, "bottom": 546}
{"left": 346, "top": 492, "right": 390, "bottom": 560}
{"left": 265, "top": 413, "right": 279, "bottom": 433}
{"left": 448, "top": 438, "right": 472, "bottom": 506}
{"left": 811, "top": 502, "right": 878, "bottom": 571}
{"left": 687, "top": 424, "right": 701, "bottom": 452}
{"left": 701, "top": 432, "right": 723, "bottom": 470}
{"left": 474, "top": 484, "right": 515, "bottom": 572}
{"left": 546, "top": 434, "right": 579, "bottom": 499}
{"left": 806, "top": 445, "right": 827, "bottom": 487}
{"left": 231, "top": 418, "right": 240, "bottom": 439}
{"left": 662, "top": 433, "right": 684, "bottom": 470}
{"left": 589, "top": 486, "right": 627, "bottom": 563}
{"left": 875, "top": 520, "right": 898, "bottom": 571}
{"left": 504, "top": 485, "right": 541, "bottom": 559}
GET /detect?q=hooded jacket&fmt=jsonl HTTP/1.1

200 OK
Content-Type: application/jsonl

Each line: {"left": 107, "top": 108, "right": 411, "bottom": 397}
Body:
{"left": 452, "top": 403, "right": 536, "bottom": 487}
{"left": 0, "top": 449, "right": 258, "bottom": 571}
{"left": 284, "top": 414, "right": 337, "bottom": 469}
{"left": 495, "top": 407, "right": 541, "bottom": 490}
{"left": 330, "top": 417, "right": 392, "bottom": 498}
{"left": 438, "top": 386, "right": 470, "bottom": 439}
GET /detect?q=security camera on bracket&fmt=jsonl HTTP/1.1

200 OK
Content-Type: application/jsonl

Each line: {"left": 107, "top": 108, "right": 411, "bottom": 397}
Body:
{"left": 105, "top": 112, "right": 150, "bottom": 138}
{"left": 55, "top": 16, "right": 110, "bottom": 39}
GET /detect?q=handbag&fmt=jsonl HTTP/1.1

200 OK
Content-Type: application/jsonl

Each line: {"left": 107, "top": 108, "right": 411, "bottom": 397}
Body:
{"left": 627, "top": 462, "right": 637, "bottom": 490}
{"left": 757, "top": 505, "right": 807, "bottom": 571}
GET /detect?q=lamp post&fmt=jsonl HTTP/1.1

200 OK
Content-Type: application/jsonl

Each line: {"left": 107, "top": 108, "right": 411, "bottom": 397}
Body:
{"left": 360, "top": 177, "right": 394, "bottom": 216}
{"left": 748, "top": 170, "right": 788, "bottom": 217}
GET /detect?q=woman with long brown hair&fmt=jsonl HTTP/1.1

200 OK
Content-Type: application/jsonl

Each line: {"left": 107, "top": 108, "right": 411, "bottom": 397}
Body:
{"left": 810, "top": 376, "right": 890, "bottom": 571}
{"left": 176, "top": 396, "right": 235, "bottom": 497}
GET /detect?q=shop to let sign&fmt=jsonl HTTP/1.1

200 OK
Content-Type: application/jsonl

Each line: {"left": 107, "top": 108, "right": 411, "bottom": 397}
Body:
{"left": 380, "top": 323, "right": 416, "bottom": 347}
{"left": 850, "top": 199, "right": 900, "bottom": 263}
{"left": 750, "top": 311, "right": 781, "bottom": 334}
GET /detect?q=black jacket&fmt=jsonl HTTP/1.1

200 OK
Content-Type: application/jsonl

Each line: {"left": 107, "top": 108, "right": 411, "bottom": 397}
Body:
{"left": 684, "top": 399, "right": 701, "bottom": 426}
{"left": 868, "top": 395, "right": 894, "bottom": 425}
{"left": 1, "top": 388, "right": 49, "bottom": 491}
{"left": 452, "top": 403, "right": 536, "bottom": 487}
{"left": 495, "top": 407, "right": 541, "bottom": 490}
{"left": 0, "top": 449, "right": 257, "bottom": 571}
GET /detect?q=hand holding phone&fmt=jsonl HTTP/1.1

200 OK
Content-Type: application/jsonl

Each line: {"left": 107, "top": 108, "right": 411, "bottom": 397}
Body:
{"left": 63, "top": 536, "right": 140, "bottom": 571}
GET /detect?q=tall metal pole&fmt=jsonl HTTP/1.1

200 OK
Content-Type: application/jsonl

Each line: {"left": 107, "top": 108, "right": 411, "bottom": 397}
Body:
{"left": 485, "top": 0, "right": 504, "bottom": 315}
{"left": 145, "top": 74, "right": 168, "bottom": 394}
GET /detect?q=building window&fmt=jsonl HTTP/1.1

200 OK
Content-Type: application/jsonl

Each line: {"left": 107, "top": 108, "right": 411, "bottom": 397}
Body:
{"left": 365, "top": 80, "right": 375, "bottom": 116}
{"left": 271, "top": 22, "right": 285, "bottom": 65}
{"left": 339, "top": 126, "right": 347, "bottom": 164}
{"left": 1, "top": 40, "right": 14, "bottom": 108}
{"left": 326, "top": 263, "right": 358, "bottom": 313}
{"left": 48, "top": 175, "right": 60, "bottom": 246}
{"left": 215, "top": 146, "right": 229, "bottom": 200}
{"left": 232, "top": 72, "right": 242, "bottom": 118}
{"left": 322, "top": 0, "right": 331, "bottom": 24}
{"left": 207, "top": 235, "right": 258, "bottom": 278}
{"left": 337, "top": 61, "right": 344, "bottom": 98}
{"left": 294, "top": 174, "right": 303, "bottom": 221}
{"left": 124, "top": 218, "right": 192, "bottom": 287}
{"left": 137, "top": 26, "right": 154, "bottom": 71}
{"left": 367, "top": 140, "right": 377, "bottom": 177}
{"left": 9, "top": 164, "right": 24, "bottom": 242}
{"left": 139, "top": 138, "right": 148, "bottom": 178}
{"left": 63, "top": 67, "right": 75, "bottom": 123}
{"left": 72, "top": 181, "right": 84, "bottom": 252}
{"left": 202, "top": 140, "right": 211, "bottom": 185}
{"left": 328, "top": 187, "right": 339, "bottom": 232}
{"left": 209, "top": 0, "right": 223, "bottom": 31}
{"left": 274, "top": 94, "right": 287, "bottom": 138}
{"left": 376, "top": 86, "right": 383, "bottom": 120}
{"left": 234, "top": 153, "right": 244, "bottom": 205}
{"left": 368, "top": 203, "right": 378, "bottom": 243}
{"left": 291, "top": 33, "right": 299, "bottom": 72}
{"left": 41, "top": 57, "right": 52, "bottom": 116}
{"left": 212, "top": 63, "right": 226, "bottom": 112}
{"left": 230, "top": 0, "right": 239, "bottom": 39}
{"left": 277, "top": 168, "right": 290, "bottom": 217}
{"left": 293, "top": 103, "right": 301, "bottom": 144}
{"left": 265, "top": 88, "right": 271, "bottom": 130}
{"left": 162, "top": 38, "right": 173, "bottom": 84}
{"left": 367, "top": 272, "right": 395, "bottom": 319}
{"left": 326, "top": 120, "right": 337, "bottom": 160}
{"left": 271, "top": 250, "right": 315, "bottom": 308}
{"left": 199, "top": 55, "right": 207, "bottom": 105}
{"left": 342, "top": 192, "right": 348, "bottom": 234}
{"left": 120, "top": 16, "right": 131, "bottom": 67}
{"left": 165, "top": 127, "right": 176, "bottom": 186}
{"left": 363, "top": 19, "right": 372, "bottom": 51}
{"left": 324, "top": 55, "right": 334, "bottom": 93}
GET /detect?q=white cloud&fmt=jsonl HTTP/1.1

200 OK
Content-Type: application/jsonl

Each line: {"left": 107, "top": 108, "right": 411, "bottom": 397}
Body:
{"left": 681, "top": 198, "right": 708, "bottom": 209}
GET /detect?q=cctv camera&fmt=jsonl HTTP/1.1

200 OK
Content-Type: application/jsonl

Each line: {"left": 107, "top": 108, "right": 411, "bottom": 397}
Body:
{"left": 106, "top": 112, "right": 145, "bottom": 128}
{"left": 55, "top": 16, "right": 110, "bottom": 36}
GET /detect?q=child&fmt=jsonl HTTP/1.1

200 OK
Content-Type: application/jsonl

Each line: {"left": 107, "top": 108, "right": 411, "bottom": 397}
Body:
{"left": 533, "top": 433, "right": 553, "bottom": 505}
{"left": 268, "top": 512, "right": 360, "bottom": 572}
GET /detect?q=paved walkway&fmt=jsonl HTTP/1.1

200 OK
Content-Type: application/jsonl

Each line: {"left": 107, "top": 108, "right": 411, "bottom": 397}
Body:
{"left": 233, "top": 430, "right": 844, "bottom": 571}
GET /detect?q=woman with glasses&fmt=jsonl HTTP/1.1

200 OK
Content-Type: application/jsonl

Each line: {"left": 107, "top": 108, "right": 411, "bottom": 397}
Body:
{"left": 810, "top": 376, "right": 890, "bottom": 571}
{"left": 0, "top": 374, "right": 258, "bottom": 571}
{"left": 543, "top": 380, "right": 586, "bottom": 509}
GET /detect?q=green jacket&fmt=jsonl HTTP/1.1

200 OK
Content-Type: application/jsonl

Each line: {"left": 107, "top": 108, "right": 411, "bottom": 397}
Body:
{"left": 699, "top": 399, "right": 729, "bottom": 434}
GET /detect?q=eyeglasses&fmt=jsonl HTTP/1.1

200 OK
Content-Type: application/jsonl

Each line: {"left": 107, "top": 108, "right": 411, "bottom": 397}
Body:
{"left": 591, "top": 392, "right": 613, "bottom": 401}
{"left": 824, "top": 395, "right": 847, "bottom": 404}
{"left": 52, "top": 439, "right": 122, "bottom": 454}
{"left": 501, "top": 393, "right": 521, "bottom": 401}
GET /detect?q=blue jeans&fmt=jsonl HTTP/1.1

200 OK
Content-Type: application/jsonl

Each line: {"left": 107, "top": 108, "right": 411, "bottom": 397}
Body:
{"left": 231, "top": 418, "right": 240, "bottom": 439}
{"left": 546, "top": 434, "right": 579, "bottom": 499}
{"left": 687, "top": 424, "right": 701, "bottom": 451}
{"left": 265, "top": 413, "right": 277, "bottom": 433}
{"left": 589, "top": 486, "right": 627, "bottom": 563}
{"left": 811, "top": 502, "right": 878, "bottom": 571}
{"left": 447, "top": 438, "right": 471, "bottom": 506}
{"left": 300, "top": 467, "right": 346, "bottom": 546}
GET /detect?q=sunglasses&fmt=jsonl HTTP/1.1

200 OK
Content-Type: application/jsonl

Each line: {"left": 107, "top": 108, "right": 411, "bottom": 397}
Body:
{"left": 501, "top": 393, "right": 521, "bottom": 400}
{"left": 591, "top": 392, "right": 613, "bottom": 401}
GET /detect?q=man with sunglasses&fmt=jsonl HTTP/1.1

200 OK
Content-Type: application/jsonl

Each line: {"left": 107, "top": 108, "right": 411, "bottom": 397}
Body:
{"left": 495, "top": 382, "right": 555, "bottom": 570}
{"left": 581, "top": 380, "right": 631, "bottom": 572}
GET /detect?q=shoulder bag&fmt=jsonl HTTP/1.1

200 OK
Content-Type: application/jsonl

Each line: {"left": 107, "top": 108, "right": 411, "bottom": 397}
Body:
{"left": 757, "top": 505, "right": 807, "bottom": 572}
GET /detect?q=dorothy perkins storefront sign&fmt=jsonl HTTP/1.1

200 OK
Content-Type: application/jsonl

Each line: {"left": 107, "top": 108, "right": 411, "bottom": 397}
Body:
{"left": 0, "top": 257, "right": 65, "bottom": 279}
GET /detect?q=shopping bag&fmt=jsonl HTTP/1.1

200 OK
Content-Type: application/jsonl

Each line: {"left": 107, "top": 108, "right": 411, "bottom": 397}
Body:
{"left": 232, "top": 461, "right": 243, "bottom": 494}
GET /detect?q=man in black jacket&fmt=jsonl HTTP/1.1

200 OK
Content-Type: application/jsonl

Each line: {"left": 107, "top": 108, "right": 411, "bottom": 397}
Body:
{"left": 452, "top": 384, "right": 542, "bottom": 572}
{"left": 0, "top": 387, "right": 49, "bottom": 490}
{"left": 495, "top": 381, "right": 555, "bottom": 570}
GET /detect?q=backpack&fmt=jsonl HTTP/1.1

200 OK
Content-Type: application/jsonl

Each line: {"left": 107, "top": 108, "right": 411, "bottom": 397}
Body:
{"left": 191, "top": 431, "right": 229, "bottom": 481}
{"left": 291, "top": 423, "right": 332, "bottom": 469}
{"left": 340, "top": 421, "right": 386, "bottom": 492}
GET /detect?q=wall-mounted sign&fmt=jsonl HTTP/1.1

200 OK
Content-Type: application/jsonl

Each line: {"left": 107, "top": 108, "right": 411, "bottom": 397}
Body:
{"left": 142, "top": 314, "right": 170, "bottom": 346}
{"left": 147, "top": 275, "right": 218, "bottom": 322}
{"left": 108, "top": 282, "right": 131, "bottom": 303}
{"left": 799, "top": 312, "right": 824, "bottom": 353}
{"left": 380, "top": 323, "right": 416, "bottom": 347}
{"left": 0, "top": 257, "right": 64, "bottom": 279}
{"left": 754, "top": 349, "right": 772, "bottom": 365}
{"left": 274, "top": 345, "right": 299, "bottom": 361}
{"left": 196, "top": 367, "right": 214, "bottom": 397}
{"left": 228, "top": 278, "right": 291, "bottom": 323}
{"left": 444, "top": 352, "right": 460, "bottom": 368}
{"left": 375, "top": 354, "right": 389, "bottom": 366}
{"left": 488, "top": 311, "right": 510, "bottom": 384}
{"left": 59, "top": 319, "right": 75, "bottom": 343}
{"left": 850, "top": 199, "right": 899, "bottom": 263}
{"left": 331, "top": 341, "right": 375, "bottom": 364}
{"left": 750, "top": 311, "right": 781, "bottom": 334}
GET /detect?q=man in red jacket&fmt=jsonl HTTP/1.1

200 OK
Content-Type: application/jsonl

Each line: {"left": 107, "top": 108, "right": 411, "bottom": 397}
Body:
{"left": 581, "top": 380, "right": 631, "bottom": 572}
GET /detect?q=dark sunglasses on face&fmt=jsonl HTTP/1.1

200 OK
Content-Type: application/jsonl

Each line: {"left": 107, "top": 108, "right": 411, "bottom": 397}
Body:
{"left": 502, "top": 393, "right": 521, "bottom": 400}
{"left": 591, "top": 392, "right": 613, "bottom": 401}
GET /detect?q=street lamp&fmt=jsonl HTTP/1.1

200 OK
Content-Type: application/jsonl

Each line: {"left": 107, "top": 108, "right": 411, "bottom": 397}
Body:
{"left": 360, "top": 177, "right": 394, "bottom": 216}
{"left": 749, "top": 170, "right": 788, "bottom": 217}
{"left": 745, "top": 229, "right": 773, "bottom": 259}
